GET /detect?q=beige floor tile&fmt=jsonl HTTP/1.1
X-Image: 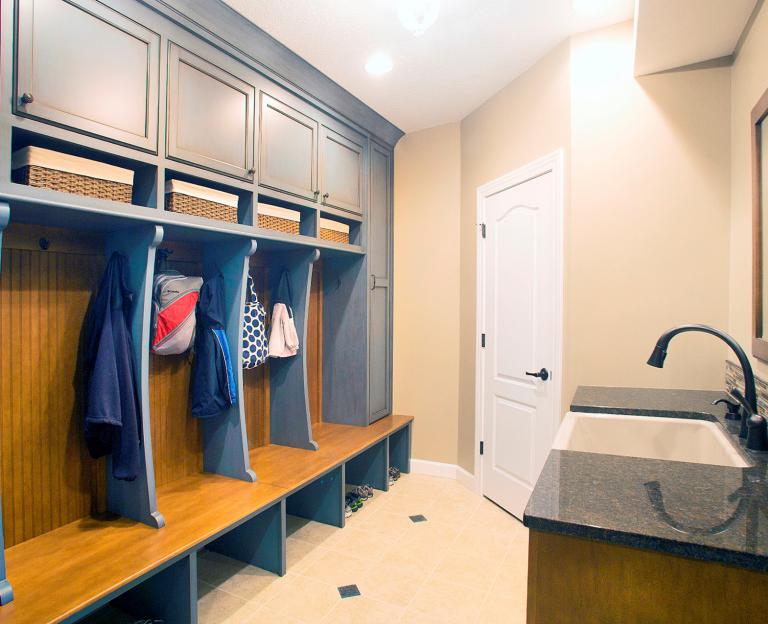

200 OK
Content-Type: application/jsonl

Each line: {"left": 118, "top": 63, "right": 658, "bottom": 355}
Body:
{"left": 212, "top": 565, "right": 287, "bottom": 603}
{"left": 285, "top": 537, "right": 328, "bottom": 573}
{"left": 264, "top": 574, "right": 341, "bottom": 622}
{"left": 432, "top": 549, "right": 504, "bottom": 591}
{"left": 452, "top": 523, "right": 516, "bottom": 560}
{"left": 198, "top": 583, "right": 251, "bottom": 624}
{"left": 227, "top": 607, "right": 304, "bottom": 624}
{"left": 323, "top": 525, "right": 396, "bottom": 562}
{"left": 285, "top": 517, "right": 341, "bottom": 546}
{"left": 406, "top": 577, "right": 487, "bottom": 624}
{"left": 299, "top": 548, "right": 375, "bottom": 587}
{"left": 320, "top": 596, "right": 404, "bottom": 624}
{"left": 356, "top": 560, "right": 427, "bottom": 607}
{"left": 351, "top": 508, "right": 413, "bottom": 538}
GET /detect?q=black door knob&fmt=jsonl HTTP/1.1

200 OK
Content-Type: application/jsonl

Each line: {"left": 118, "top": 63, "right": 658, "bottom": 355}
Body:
{"left": 525, "top": 368, "right": 549, "bottom": 381}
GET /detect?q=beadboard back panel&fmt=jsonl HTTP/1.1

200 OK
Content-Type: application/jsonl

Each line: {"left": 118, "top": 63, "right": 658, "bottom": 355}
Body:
{"left": 0, "top": 224, "right": 106, "bottom": 546}
{"left": 148, "top": 243, "right": 203, "bottom": 488}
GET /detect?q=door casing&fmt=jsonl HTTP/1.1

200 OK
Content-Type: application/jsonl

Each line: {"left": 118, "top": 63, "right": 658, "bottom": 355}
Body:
{"left": 473, "top": 150, "right": 565, "bottom": 499}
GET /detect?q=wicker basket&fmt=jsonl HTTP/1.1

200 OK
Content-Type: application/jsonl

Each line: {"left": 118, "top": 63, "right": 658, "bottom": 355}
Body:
{"left": 12, "top": 147, "right": 133, "bottom": 204}
{"left": 258, "top": 213, "right": 300, "bottom": 235}
{"left": 165, "top": 180, "right": 238, "bottom": 224}
{"left": 319, "top": 227, "right": 349, "bottom": 245}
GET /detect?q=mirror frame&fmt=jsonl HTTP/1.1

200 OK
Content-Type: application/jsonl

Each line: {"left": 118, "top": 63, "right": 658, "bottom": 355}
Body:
{"left": 752, "top": 87, "right": 768, "bottom": 361}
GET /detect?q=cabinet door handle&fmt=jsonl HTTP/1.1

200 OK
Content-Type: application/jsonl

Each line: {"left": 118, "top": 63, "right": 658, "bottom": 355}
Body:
{"left": 20, "top": 93, "right": 34, "bottom": 105}
{"left": 371, "top": 275, "right": 377, "bottom": 290}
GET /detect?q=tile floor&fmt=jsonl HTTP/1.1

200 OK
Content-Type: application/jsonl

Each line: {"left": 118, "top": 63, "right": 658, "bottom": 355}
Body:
{"left": 197, "top": 473, "right": 529, "bottom": 624}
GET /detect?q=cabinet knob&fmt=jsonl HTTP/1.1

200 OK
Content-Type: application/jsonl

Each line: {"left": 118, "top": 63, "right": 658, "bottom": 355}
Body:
{"left": 313, "top": 189, "right": 320, "bottom": 199}
{"left": 20, "top": 93, "right": 34, "bottom": 105}
{"left": 322, "top": 193, "right": 330, "bottom": 201}
{"left": 247, "top": 167, "right": 255, "bottom": 175}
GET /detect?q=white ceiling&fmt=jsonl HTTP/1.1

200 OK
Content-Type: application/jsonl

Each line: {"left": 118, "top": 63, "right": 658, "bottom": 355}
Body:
{"left": 222, "top": 0, "right": 635, "bottom": 133}
{"left": 634, "top": 0, "right": 758, "bottom": 75}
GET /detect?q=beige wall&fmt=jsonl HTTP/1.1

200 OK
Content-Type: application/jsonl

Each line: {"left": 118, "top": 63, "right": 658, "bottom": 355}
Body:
{"left": 457, "top": 40, "right": 572, "bottom": 471}
{"left": 729, "top": 2, "right": 768, "bottom": 379}
{"left": 566, "top": 22, "right": 732, "bottom": 405}
{"left": 395, "top": 21, "right": 735, "bottom": 471}
{"left": 393, "top": 123, "right": 462, "bottom": 464}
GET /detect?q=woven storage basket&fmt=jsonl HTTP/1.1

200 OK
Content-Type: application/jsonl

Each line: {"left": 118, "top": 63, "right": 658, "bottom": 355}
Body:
{"left": 165, "top": 180, "right": 238, "bottom": 224}
{"left": 12, "top": 147, "right": 133, "bottom": 204}
{"left": 319, "top": 227, "right": 349, "bottom": 245}
{"left": 258, "top": 213, "right": 300, "bottom": 235}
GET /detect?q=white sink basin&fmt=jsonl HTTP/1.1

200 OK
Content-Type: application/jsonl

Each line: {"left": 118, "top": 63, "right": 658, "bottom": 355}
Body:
{"left": 553, "top": 412, "right": 749, "bottom": 468}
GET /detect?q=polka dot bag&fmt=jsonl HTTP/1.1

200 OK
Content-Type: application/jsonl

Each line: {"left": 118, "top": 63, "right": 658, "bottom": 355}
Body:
{"left": 242, "top": 274, "right": 268, "bottom": 369}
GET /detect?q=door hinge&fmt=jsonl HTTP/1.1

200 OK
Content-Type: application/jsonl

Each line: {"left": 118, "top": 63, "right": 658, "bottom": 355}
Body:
{"left": 480, "top": 441, "right": 484, "bottom": 455}
{"left": 480, "top": 223, "right": 487, "bottom": 239}
{"left": 481, "top": 333, "right": 486, "bottom": 348}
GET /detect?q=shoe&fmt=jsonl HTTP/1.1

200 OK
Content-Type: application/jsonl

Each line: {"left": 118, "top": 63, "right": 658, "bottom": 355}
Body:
{"left": 345, "top": 502, "right": 353, "bottom": 518}
{"left": 345, "top": 492, "right": 362, "bottom": 512}
{"left": 388, "top": 467, "right": 401, "bottom": 484}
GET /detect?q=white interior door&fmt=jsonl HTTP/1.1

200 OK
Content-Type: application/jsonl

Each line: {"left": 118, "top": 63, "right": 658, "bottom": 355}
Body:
{"left": 479, "top": 163, "right": 561, "bottom": 520}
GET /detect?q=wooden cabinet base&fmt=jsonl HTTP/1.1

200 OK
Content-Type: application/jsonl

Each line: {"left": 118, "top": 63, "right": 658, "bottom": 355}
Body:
{"left": 527, "top": 530, "right": 768, "bottom": 624}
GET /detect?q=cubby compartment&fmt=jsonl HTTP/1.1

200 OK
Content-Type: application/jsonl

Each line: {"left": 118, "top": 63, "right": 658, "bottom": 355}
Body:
{"left": 10, "top": 129, "right": 158, "bottom": 208}
{"left": 243, "top": 247, "right": 323, "bottom": 451}
{"left": 163, "top": 169, "right": 255, "bottom": 227}
{"left": 389, "top": 425, "right": 412, "bottom": 475}
{"left": 149, "top": 234, "right": 256, "bottom": 488}
{"left": 346, "top": 439, "right": 389, "bottom": 493}
{"left": 321, "top": 254, "right": 369, "bottom": 426}
{"left": 257, "top": 196, "right": 318, "bottom": 238}
{"left": 74, "top": 554, "right": 196, "bottom": 624}
{"left": 0, "top": 219, "right": 163, "bottom": 554}
{"left": 199, "top": 499, "right": 286, "bottom": 588}
{"left": 320, "top": 211, "right": 359, "bottom": 246}
{"left": 286, "top": 467, "right": 345, "bottom": 528}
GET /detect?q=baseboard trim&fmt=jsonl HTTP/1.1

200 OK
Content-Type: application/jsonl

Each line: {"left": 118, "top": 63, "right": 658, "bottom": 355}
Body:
{"left": 410, "top": 459, "right": 477, "bottom": 492}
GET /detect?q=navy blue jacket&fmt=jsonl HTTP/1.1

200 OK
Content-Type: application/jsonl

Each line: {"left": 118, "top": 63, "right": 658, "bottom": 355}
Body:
{"left": 190, "top": 274, "right": 237, "bottom": 418}
{"left": 83, "top": 252, "right": 141, "bottom": 481}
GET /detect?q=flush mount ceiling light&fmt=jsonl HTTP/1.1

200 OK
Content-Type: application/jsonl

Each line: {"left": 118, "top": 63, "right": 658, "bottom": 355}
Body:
{"left": 365, "top": 52, "right": 393, "bottom": 76}
{"left": 397, "top": 0, "right": 441, "bottom": 36}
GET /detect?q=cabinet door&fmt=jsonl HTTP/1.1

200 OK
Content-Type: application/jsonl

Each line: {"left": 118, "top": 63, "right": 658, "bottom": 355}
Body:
{"left": 259, "top": 92, "right": 318, "bottom": 201}
{"left": 369, "top": 143, "right": 392, "bottom": 422}
{"left": 167, "top": 43, "right": 256, "bottom": 180}
{"left": 15, "top": 0, "right": 160, "bottom": 151}
{"left": 320, "top": 125, "right": 365, "bottom": 215}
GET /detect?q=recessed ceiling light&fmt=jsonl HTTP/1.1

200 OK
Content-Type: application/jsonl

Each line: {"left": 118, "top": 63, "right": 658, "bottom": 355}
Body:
{"left": 397, "top": 0, "right": 441, "bottom": 36}
{"left": 365, "top": 52, "right": 393, "bottom": 76}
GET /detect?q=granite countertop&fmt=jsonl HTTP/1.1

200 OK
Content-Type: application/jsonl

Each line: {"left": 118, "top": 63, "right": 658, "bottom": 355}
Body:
{"left": 523, "top": 386, "right": 768, "bottom": 572}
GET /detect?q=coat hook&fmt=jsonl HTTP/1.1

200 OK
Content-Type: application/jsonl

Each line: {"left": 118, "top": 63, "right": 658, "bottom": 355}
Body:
{"left": 38, "top": 238, "right": 50, "bottom": 251}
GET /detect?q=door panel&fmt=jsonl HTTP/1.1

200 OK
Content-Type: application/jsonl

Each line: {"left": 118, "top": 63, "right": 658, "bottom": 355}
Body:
{"left": 481, "top": 171, "right": 558, "bottom": 520}
{"left": 369, "top": 145, "right": 390, "bottom": 278}
{"left": 15, "top": 0, "right": 160, "bottom": 151}
{"left": 167, "top": 43, "right": 256, "bottom": 180}
{"left": 320, "top": 126, "right": 364, "bottom": 214}
{"left": 368, "top": 142, "right": 392, "bottom": 422}
{"left": 259, "top": 92, "right": 318, "bottom": 201}
{"left": 369, "top": 285, "right": 390, "bottom": 420}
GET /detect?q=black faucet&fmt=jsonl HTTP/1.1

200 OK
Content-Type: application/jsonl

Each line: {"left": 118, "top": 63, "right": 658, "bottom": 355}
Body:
{"left": 647, "top": 324, "right": 768, "bottom": 452}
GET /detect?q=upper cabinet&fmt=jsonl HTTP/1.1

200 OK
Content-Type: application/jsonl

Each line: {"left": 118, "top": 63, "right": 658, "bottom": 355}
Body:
{"left": 258, "top": 92, "right": 319, "bottom": 201}
{"left": 319, "top": 125, "right": 365, "bottom": 215}
{"left": 15, "top": 0, "right": 160, "bottom": 152}
{"left": 166, "top": 42, "right": 256, "bottom": 180}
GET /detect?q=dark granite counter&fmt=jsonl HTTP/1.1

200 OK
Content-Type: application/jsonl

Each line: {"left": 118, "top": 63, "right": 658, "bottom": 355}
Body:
{"left": 523, "top": 386, "right": 768, "bottom": 571}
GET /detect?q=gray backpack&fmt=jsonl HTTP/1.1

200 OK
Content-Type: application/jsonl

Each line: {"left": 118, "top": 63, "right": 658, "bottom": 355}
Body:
{"left": 151, "top": 271, "right": 204, "bottom": 355}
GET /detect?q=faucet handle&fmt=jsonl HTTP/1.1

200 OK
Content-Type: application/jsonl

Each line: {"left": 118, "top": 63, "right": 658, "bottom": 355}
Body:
{"left": 713, "top": 397, "right": 742, "bottom": 420}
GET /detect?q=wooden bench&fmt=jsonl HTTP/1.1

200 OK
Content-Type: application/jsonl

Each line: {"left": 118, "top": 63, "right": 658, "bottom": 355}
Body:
{"left": 0, "top": 416, "right": 412, "bottom": 624}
